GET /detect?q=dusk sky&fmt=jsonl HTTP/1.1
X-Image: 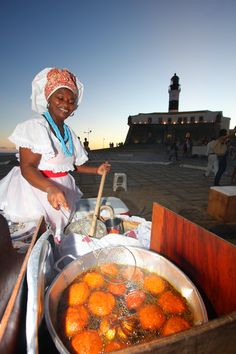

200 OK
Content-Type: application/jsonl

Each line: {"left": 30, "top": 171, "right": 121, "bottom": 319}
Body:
{"left": 1, "top": 0, "right": 236, "bottom": 151}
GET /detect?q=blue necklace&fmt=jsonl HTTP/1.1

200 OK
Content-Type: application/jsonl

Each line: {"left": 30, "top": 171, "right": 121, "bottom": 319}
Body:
{"left": 43, "top": 111, "right": 74, "bottom": 157}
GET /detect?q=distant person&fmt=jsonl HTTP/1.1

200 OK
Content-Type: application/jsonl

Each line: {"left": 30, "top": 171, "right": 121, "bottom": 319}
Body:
{"left": 168, "top": 140, "right": 179, "bottom": 161}
{"left": 0, "top": 67, "right": 110, "bottom": 242}
{"left": 213, "top": 129, "right": 229, "bottom": 186}
{"left": 230, "top": 148, "right": 236, "bottom": 184}
{"left": 204, "top": 137, "right": 218, "bottom": 177}
{"left": 229, "top": 127, "right": 236, "bottom": 184}
{"left": 183, "top": 136, "right": 192, "bottom": 157}
{"left": 83, "top": 137, "right": 90, "bottom": 151}
{"left": 201, "top": 136, "right": 209, "bottom": 145}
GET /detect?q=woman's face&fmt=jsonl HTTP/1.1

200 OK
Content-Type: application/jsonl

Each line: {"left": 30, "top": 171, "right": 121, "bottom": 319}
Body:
{"left": 48, "top": 88, "right": 78, "bottom": 122}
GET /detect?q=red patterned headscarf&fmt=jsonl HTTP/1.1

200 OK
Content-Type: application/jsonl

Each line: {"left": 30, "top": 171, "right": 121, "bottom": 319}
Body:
{"left": 45, "top": 68, "right": 78, "bottom": 100}
{"left": 31, "top": 67, "right": 84, "bottom": 114}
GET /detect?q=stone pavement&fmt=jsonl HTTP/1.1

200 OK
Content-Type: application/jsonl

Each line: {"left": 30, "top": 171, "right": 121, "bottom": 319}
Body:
{"left": 1, "top": 148, "right": 235, "bottom": 244}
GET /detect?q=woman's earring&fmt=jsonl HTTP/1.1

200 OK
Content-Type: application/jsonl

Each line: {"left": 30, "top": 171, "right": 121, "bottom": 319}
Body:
{"left": 47, "top": 102, "right": 50, "bottom": 109}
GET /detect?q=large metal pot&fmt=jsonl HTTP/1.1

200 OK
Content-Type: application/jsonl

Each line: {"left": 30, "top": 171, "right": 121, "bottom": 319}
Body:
{"left": 45, "top": 247, "right": 208, "bottom": 354}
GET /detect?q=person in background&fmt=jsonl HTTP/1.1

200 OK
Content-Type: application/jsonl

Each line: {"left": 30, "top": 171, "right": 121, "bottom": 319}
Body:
{"left": 0, "top": 67, "right": 110, "bottom": 242}
{"left": 83, "top": 137, "right": 90, "bottom": 151}
{"left": 230, "top": 147, "right": 236, "bottom": 184}
{"left": 204, "top": 137, "right": 218, "bottom": 177}
{"left": 183, "top": 133, "right": 192, "bottom": 157}
{"left": 229, "top": 127, "right": 236, "bottom": 184}
{"left": 213, "top": 129, "right": 229, "bottom": 186}
{"left": 168, "top": 140, "right": 179, "bottom": 161}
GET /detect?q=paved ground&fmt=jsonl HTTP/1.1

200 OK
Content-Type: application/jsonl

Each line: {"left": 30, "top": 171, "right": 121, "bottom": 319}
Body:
{"left": 1, "top": 146, "right": 236, "bottom": 244}
{"left": 75, "top": 146, "right": 236, "bottom": 245}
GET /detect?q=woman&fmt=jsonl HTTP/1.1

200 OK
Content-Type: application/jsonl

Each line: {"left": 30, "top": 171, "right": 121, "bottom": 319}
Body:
{"left": 0, "top": 67, "right": 110, "bottom": 241}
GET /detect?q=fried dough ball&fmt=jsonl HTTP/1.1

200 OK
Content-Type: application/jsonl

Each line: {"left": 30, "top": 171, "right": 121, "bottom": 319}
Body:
{"left": 161, "top": 316, "right": 191, "bottom": 336}
{"left": 125, "top": 289, "right": 146, "bottom": 310}
{"left": 143, "top": 274, "right": 166, "bottom": 295}
{"left": 99, "top": 314, "right": 118, "bottom": 340}
{"left": 100, "top": 263, "right": 119, "bottom": 277}
{"left": 122, "top": 266, "right": 144, "bottom": 283}
{"left": 107, "top": 280, "right": 126, "bottom": 296}
{"left": 104, "top": 341, "right": 128, "bottom": 352}
{"left": 63, "top": 305, "right": 89, "bottom": 337}
{"left": 71, "top": 330, "right": 103, "bottom": 354}
{"left": 157, "top": 290, "right": 187, "bottom": 314}
{"left": 88, "top": 291, "right": 115, "bottom": 317}
{"left": 83, "top": 271, "right": 105, "bottom": 289}
{"left": 138, "top": 304, "right": 166, "bottom": 330}
{"left": 67, "top": 282, "right": 90, "bottom": 306}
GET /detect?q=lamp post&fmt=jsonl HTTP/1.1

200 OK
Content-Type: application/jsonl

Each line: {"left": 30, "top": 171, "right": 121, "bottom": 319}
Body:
{"left": 103, "top": 138, "right": 105, "bottom": 148}
{"left": 84, "top": 130, "right": 92, "bottom": 141}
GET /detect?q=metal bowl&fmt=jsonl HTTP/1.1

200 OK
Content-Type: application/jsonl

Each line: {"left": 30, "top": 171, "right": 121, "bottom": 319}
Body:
{"left": 45, "top": 246, "right": 208, "bottom": 354}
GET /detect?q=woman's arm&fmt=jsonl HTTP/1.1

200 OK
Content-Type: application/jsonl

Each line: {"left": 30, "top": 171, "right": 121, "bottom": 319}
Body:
{"left": 19, "top": 147, "right": 69, "bottom": 210}
{"left": 75, "top": 161, "right": 111, "bottom": 175}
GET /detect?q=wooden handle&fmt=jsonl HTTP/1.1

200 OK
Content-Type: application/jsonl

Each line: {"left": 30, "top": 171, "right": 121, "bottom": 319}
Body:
{"left": 89, "top": 171, "right": 106, "bottom": 236}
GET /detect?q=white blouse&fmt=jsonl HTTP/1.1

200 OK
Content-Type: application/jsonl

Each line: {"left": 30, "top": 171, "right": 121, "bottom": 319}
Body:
{"left": 9, "top": 116, "right": 88, "bottom": 172}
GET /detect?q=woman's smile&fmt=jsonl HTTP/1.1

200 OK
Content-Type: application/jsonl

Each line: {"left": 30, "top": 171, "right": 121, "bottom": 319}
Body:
{"left": 58, "top": 107, "right": 69, "bottom": 113}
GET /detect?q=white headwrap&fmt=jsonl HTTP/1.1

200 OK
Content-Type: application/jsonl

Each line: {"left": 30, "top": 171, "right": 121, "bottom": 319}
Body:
{"left": 31, "top": 67, "right": 84, "bottom": 114}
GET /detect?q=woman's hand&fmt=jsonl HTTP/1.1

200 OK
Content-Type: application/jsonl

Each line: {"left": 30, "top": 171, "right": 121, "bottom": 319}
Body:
{"left": 46, "top": 185, "right": 69, "bottom": 210}
{"left": 19, "top": 147, "right": 69, "bottom": 210}
{"left": 97, "top": 161, "right": 111, "bottom": 175}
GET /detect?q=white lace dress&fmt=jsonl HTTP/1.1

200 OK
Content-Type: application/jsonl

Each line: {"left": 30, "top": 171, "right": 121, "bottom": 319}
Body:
{"left": 0, "top": 116, "right": 88, "bottom": 239}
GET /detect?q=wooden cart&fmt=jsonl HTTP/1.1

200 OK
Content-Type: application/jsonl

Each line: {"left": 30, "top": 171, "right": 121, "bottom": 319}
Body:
{"left": 2, "top": 204, "right": 236, "bottom": 353}
{"left": 142, "top": 202, "right": 236, "bottom": 354}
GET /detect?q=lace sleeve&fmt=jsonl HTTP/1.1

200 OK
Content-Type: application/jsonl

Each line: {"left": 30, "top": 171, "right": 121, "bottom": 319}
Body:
{"left": 9, "top": 118, "right": 56, "bottom": 159}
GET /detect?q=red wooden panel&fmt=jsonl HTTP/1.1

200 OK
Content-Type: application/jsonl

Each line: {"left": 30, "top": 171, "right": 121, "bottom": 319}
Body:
{"left": 150, "top": 203, "right": 236, "bottom": 317}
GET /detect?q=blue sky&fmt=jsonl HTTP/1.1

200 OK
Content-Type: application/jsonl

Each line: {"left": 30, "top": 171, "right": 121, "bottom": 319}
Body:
{"left": 1, "top": 0, "right": 236, "bottom": 150}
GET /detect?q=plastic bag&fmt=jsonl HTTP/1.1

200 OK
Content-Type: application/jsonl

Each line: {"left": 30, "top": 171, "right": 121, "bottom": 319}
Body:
{"left": 118, "top": 215, "right": 152, "bottom": 249}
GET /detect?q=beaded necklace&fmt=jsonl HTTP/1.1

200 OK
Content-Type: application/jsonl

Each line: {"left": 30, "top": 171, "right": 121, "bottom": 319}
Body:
{"left": 43, "top": 111, "right": 74, "bottom": 157}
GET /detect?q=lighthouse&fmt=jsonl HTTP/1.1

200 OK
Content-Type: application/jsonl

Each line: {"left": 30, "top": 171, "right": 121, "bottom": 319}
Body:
{"left": 168, "top": 73, "right": 181, "bottom": 112}
{"left": 125, "top": 73, "right": 230, "bottom": 146}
